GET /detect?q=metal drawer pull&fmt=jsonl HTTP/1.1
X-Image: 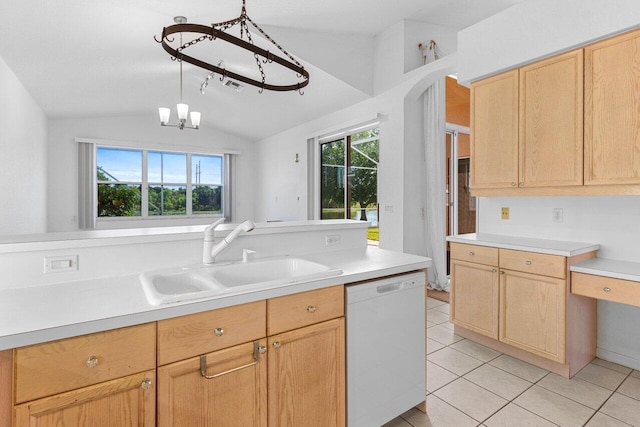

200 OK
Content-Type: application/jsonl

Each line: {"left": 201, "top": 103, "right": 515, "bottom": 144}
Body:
{"left": 86, "top": 356, "right": 99, "bottom": 368}
{"left": 603, "top": 287, "right": 611, "bottom": 293}
{"left": 511, "top": 182, "right": 516, "bottom": 187}
{"left": 469, "top": 251, "right": 475, "bottom": 256}
{"left": 307, "top": 305, "right": 317, "bottom": 313}
{"left": 213, "top": 328, "right": 224, "bottom": 337}
{"left": 273, "top": 341, "right": 281, "bottom": 349}
{"left": 200, "top": 341, "right": 265, "bottom": 380}
{"left": 491, "top": 269, "right": 497, "bottom": 273}
{"left": 525, "top": 261, "right": 532, "bottom": 266}
{"left": 141, "top": 378, "right": 153, "bottom": 390}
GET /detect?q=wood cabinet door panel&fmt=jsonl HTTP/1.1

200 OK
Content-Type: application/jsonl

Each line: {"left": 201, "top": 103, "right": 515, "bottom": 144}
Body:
{"left": 519, "top": 49, "right": 584, "bottom": 187}
{"left": 15, "top": 323, "right": 156, "bottom": 403}
{"left": 471, "top": 69, "right": 519, "bottom": 189}
{"left": 451, "top": 260, "right": 499, "bottom": 339}
{"left": 157, "top": 300, "right": 266, "bottom": 366}
{"left": 14, "top": 370, "right": 155, "bottom": 427}
{"left": 267, "top": 285, "right": 344, "bottom": 336}
{"left": 157, "top": 339, "right": 267, "bottom": 427}
{"left": 268, "top": 318, "right": 345, "bottom": 427}
{"left": 500, "top": 270, "right": 566, "bottom": 363}
{"left": 585, "top": 28, "right": 640, "bottom": 185}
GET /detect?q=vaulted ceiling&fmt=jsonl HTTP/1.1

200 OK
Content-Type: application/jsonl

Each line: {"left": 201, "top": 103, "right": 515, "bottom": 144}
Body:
{"left": 0, "top": 0, "right": 523, "bottom": 140}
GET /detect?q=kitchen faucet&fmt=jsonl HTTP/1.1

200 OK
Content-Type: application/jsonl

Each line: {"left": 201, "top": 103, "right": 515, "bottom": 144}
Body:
{"left": 203, "top": 219, "right": 256, "bottom": 264}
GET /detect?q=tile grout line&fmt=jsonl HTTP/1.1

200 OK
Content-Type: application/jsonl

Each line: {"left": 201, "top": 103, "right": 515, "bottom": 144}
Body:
{"left": 579, "top": 369, "right": 635, "bottom": 427}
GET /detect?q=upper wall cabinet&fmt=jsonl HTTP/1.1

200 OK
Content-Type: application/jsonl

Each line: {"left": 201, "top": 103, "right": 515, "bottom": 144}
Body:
{"left": 519, "top": 50, "right": 584, "bottom": 188}
{"left": 585, "top": 28, "right": 640, "bottom": 185}
{"left": 471, "top": 69, "right": 519, "bottom": 189}
{"left": 471, "top": 50, "right": 583, "bottom": 192}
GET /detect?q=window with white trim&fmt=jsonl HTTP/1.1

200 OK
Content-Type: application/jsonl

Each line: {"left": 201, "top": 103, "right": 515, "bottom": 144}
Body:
{"left": 95, "top": 146, "right": 225, "bottom": 219}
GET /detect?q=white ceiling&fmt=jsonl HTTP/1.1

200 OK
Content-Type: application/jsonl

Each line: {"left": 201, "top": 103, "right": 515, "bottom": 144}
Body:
{"left": 0, "top": 0, "right": 523, "bottom": 141}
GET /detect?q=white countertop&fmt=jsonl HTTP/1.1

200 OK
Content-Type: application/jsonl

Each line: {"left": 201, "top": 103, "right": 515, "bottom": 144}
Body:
{"left": 0, "top": 247, "right": 431, "bottom": 351}
{"left": 447, "top": 233, "right": 600, "bottom": 257}
{"left": 571, "top": 258, "right": 640, "bottom": 282}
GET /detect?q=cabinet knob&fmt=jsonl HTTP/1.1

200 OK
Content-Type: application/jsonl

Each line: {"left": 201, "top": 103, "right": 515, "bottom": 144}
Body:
{"left": 511, "top": 182, "right": 516, "bottom": 187}
{"left": 518, "top": 182, "right": 524, "bottom": 187}
{"left": 141, "top": 378, "right": 153, "bottom": 390}
{"left": 273, "top": 341, "right": 281, "bottom": 349}
{"left": 500, "top": 271, "right": 505, "bottom": 275}
{"left": 258, "top": 346, "right": 267, "bottom": 354}
{"left": 307, "top": 305, "right": 317, "bottom": 313}
{"left": 491, "top": 268, "right": 497, "bottom": 273}
{"left": 213, "top": 328, "right": 224, "bottom": 337}
{"left": 85, "top": 356, "right": 99, "bottom": 368}
{"left": 469, "top": 251, "right": 475, "bottom": 256}
{"left": 525, "top": 261, "right": 532, "bottom": 266}
{"left": 603, "top": 287, "right": 611, "bottom": 293}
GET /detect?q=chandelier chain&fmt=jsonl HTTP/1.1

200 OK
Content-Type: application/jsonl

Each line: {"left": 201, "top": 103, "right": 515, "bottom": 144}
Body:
{"left": 245, "top": 16, "right": 304, "bottom": 71}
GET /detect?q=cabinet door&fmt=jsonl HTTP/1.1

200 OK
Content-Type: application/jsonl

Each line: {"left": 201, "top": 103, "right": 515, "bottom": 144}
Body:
{"left": 471, "top": 69, "right": 519, "bottom": 189}
{"left": 519, "top": 49, "right": 583, "bottom": 187}
{"left": 499, "top": 270, "right": 566, "bottom": 363}
{"left": 450, "top": 260, "right": 499, "bottom": 339}
{"left": 585, "top": 28, "right": 640, "bottom": 185}
{"left": 157, "top": 340, "right": 267, "bottom": 427}
{"left": 14, "top": 370, "right": 155, "bottom": 427}
{"left": 268, "top": 318, "right": 345, "bottom": 427}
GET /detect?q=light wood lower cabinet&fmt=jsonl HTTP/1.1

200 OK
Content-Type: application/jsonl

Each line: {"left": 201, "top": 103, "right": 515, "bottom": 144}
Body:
{"left": 14, "top": 370, "right": 156, "bottom": 427}
{"left": 157, "top": 340, "right": 267, "bottom": 427}
{"left": 450, "top": 259, "right": 499, "bottom": 339}
{"left": 268, "top": 318, "right": 345, "bottom": 427}
{"left": 499, "top": 270, "right": 566, "bottom": 362}
{"left": 450, "top": 242, "right": 597, "bottom": 377}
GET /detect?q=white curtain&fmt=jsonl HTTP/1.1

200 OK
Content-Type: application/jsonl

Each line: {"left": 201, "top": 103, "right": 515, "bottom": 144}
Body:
{"left": 423, "top": 79, "right": 449, "bottom": 291}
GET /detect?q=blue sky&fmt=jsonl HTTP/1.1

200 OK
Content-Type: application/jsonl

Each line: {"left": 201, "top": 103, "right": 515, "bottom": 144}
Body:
{"left": 97, "top": 148, "right": 222, "bottom": 185}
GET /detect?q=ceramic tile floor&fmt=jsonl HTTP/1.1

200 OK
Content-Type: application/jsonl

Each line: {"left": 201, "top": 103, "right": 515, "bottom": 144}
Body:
{"left": 383, "top": 297, "right": 640, "bottom": 427}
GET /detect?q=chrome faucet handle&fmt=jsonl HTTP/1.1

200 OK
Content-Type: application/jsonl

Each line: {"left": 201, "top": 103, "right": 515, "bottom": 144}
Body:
{"left": 242, "top": 249, "right": 257, "bottom": 263}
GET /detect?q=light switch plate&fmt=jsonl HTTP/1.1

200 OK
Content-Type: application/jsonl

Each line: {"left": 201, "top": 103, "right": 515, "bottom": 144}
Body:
{"left": 44, "top": 255, "right": 79, "bottom": 273}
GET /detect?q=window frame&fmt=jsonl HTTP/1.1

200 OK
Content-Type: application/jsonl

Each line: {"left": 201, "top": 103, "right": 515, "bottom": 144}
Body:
{"left": 78, "top": 138, "right": 237, "bottom": 229}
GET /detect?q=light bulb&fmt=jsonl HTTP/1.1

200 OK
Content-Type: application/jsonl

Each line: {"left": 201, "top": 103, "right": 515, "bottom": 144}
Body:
{"left": 176, "top": 103, "right": 189, "bottom": 121}
{"left": 190, "top": 111, "right": 201, "bottom": 128}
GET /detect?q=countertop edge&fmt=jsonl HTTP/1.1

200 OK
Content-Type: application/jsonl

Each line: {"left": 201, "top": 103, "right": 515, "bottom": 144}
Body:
{"left": 570, "top": 258, "right": 640, "bottom": 283}
{"left": 447, "top": 234, "right": 600, "bottom": 257}
{"left": 0, "top": 253, "right": 431, "bottom": 351}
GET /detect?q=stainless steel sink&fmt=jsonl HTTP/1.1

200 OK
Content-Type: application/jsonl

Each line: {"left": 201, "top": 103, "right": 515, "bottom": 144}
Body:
{"left": 140, "top": 256, "right": 342, "bottom": 305}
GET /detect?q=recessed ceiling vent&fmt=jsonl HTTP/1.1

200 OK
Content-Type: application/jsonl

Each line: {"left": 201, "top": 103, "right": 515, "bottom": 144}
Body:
{"left": 223, "top": 78, "right": 244, "bottom": 92}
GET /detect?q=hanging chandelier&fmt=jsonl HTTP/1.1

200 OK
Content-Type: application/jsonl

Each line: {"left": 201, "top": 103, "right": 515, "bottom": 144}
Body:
{"left": 155, "top": 0, "right": 309, "bottom": 94}
{"left": 158, "top": 17, "right": 202, "bottom": 130}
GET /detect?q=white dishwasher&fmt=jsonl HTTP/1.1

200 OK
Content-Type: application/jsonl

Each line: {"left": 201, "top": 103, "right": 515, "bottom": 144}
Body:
{"left": 346, "top": 272, "right": 426, "bottom": 427}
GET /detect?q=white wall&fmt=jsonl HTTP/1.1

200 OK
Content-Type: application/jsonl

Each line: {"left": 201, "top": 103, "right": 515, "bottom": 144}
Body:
{"left": 255, "top": 54, "right": 457, "bottom": 255}
{"left": 480, "top": 196, "right": 640, "bottom": 369}
{"left": 458, "top": 0, "right": 640, "bottom": 83}
{"left": 460, "top": 0, "right": 640, "bottom": 370}
{"left": 0, "top": 55, "right": 48, "bottom": 235}
{"left": 47, "top": 115, "right": 257, "bottom": 232}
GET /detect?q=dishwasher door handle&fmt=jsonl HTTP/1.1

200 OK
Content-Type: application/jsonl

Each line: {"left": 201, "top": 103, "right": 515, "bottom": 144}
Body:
{"left": 377, "top": 283, "right": 402, "bottom": 294}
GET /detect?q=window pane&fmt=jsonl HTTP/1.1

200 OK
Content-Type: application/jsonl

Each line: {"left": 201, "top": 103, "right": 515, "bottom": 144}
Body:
{"left": 149, "top": 185, "right": 187, "bottom": 216}
{"left": 192, "top": 185, "right": 222, "bottom": 214}
{"left": 96, "top": 148, "right": 142, "bottom": 182}
{"left": 321, "top": 139, "right": 346, "bottom": 219}
{"left": 97, "top": 184, "right": 141, "bottom": 217}
{"left": 192, "top": 155, "right": 223, "bottom": 185}
{"left": 350, "top": 129, "right": 379, "bottom": 227}
{"left": 148, "top": 152, "right": 187, "bottom": 183}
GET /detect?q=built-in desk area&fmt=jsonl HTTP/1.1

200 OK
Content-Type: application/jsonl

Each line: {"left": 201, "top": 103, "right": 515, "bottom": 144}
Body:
{"left": 571, "top": 258, "right": 640, "bottom": 307}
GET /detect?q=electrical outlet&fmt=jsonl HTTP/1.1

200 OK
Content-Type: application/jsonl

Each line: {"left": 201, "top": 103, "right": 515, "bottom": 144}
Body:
{"left": 325, "top": 235, "right": 340, "bottom": 247}
{"left": 501, "top": 207, "right": 510, "bottom": 220}
{"left": 44, "top": 255, "right": 79, "bottom": 273}
{"left": 552, "top": 208, "right": 564, "bottom": 222}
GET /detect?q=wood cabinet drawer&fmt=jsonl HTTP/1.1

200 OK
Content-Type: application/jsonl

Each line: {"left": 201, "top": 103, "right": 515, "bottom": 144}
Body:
{"left": 571, "top": 272, "right": 640, "bottom": 306}
{"left": 500, "top": 249, "right": 566, "bottom": 279}
{"left": 267, "top": 285, "right": 344, "bottom": 335}
{"left": 157, "top": 300, "right": 266, "bottom": 366}
{"left": 450, "top": 243, "right": 499, "bottom": 265}
{"left": 15, "top": 323, "right": 156, "bottom": 404}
